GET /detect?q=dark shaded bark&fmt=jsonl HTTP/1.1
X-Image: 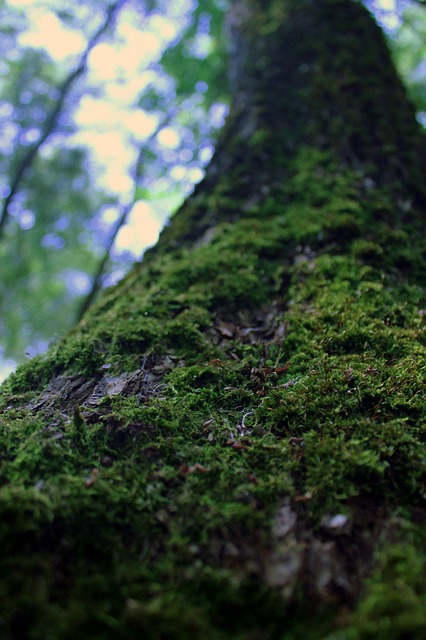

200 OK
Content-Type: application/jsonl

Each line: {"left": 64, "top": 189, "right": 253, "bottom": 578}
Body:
{"left": 153, "top": 0, "right": 426, "bottom": 254}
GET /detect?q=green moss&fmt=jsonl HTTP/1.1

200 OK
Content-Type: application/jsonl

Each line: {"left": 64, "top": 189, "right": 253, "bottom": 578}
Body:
{"left": 1, "top": 0, "right": 426, "bottom": 632}
{"left": 0, "top": 138, "right": 425, "bottom": 637}
{"left": 326, "top": 534, "right": 426, "bottom": 640}
{"left": 348, "top": 542, "right": 426, "bottom": 640}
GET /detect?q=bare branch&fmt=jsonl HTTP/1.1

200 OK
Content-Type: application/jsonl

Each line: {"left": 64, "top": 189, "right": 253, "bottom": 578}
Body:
{"left": 76, "top": 109, "right": 178, "bottom": 321}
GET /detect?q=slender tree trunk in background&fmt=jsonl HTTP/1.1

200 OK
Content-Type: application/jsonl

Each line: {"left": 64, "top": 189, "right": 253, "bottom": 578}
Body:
{"left": 0, "top": 1, "right": 425, "bottom": 638}
{"left": 77, "top": 109, "right": 177, "bottom": 322}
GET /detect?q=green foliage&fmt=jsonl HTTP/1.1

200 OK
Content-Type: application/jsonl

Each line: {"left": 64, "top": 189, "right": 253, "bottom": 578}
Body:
{"left": 161, "top": 0, "right": 229, "bottom": 108}
{"left": 388, "top": 1, "right": 426, "bottom": 125}
{"left": 0, "top": 4, "right": 116, "bottom": 364}
{"left": 0, "top": 146, "right": 110, "bottom": 357}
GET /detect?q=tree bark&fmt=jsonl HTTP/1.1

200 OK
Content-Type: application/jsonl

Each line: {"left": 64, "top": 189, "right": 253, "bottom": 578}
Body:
{"left": 0, "top": 1, "right": 425, "bottom": 638}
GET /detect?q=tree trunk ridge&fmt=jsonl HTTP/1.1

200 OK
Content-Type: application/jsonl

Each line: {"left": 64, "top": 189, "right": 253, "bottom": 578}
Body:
{"left": 153, "top": 0, "right": 425, "bottom": 253}
{"left": 0, "top": 1, "right": 425, "bottom": 638}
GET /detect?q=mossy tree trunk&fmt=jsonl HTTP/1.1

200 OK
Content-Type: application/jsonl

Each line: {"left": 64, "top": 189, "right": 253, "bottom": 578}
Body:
{"left": 1, "top": 1, "right": 425, "bottom": 638}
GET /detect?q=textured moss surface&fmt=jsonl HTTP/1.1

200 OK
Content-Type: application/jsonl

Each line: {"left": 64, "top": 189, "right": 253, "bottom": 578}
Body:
{"left": 0, "top": 1, "right": 425, "bottom": 638}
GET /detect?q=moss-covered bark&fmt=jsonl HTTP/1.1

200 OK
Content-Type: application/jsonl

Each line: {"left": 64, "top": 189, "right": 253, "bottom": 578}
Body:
{"left": 0, "top": 1, "right": 425, "bottom": 638}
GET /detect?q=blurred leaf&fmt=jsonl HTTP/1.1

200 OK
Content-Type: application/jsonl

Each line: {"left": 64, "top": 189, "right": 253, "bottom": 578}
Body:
{"left": 388, "top": 1, "right": 426, "bottom": 125}
{"left": 161, "top": 0, "right": 229, "bottom": 107}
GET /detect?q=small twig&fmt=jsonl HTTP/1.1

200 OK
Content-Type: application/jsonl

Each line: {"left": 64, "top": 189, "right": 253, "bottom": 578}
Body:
{"left": 241, "top": 410, "right": 254, "bottom": 430}
{"left": 236, "top": 410, "right": 254, "bottom": 435}
{"left": 76, "top": 107, "right": 179, "bottom": 321}
{"left": 152, "top": 383, "right": 168, "bottom": 394}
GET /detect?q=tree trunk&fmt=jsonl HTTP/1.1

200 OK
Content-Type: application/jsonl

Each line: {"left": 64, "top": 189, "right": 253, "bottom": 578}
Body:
{"left": 1, "top": 1, "right": 425, "bottom": 638}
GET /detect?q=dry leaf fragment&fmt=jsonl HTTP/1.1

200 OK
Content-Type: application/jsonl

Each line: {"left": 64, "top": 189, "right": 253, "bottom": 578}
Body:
{"left": 193, "top": 463, "right": 209, "bottom": 473}
{"left": 207, "top": 359, "right": 224, "bottom": 367}
{"left": 216, "top": 320, "right": 237, "bottom": 337}
{"left": 178, "top": 464, "right": 190, "bottom": 477}
{"left": 275, "top": 365, "right": 290, "bottom": 374}
{"left": 227, "top": 440, "right": 249, "bottom": 451}
{"left": 295, "top": 490, "right": 314, "bottom": 502}
{"left": 279, "top": 380, "right": 295, "bottom": 389}
{"left": 364, "top": 365, "right": 379, "bottom": 376}
{"left": 247, "top": 473, "right": 259, "bottom": 485}
{"left": 252, "top": 364, "right": 290, "bottom": 378}
{"left": 84, "top": 468, "right": 99, "bottom": 487}
{"left": 343, "top": 369, "right": 353, "bottom": 382}
{"left": 178, "top": 463, "right": 209, "bottom": 477}
{"left": 239, "top": 327, "right": 261, "bottom": 337}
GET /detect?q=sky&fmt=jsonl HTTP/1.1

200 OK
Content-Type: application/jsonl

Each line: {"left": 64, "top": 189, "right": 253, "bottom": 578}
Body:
{"left": 12, "top": 0, "right": 193, "bottom": 253}
{"left": 0, "top": 0, "right": 404, "bottom": 382}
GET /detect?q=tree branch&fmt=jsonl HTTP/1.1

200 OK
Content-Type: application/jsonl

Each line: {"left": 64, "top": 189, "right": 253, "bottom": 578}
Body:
{"left": 0, "top": 0, "right": 127, "bottom": 241}
{"left": 76, "top": 110, "right": 177, "bottom": 322}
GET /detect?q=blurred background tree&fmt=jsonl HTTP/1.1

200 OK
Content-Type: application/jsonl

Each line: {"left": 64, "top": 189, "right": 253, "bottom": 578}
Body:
{"left": 0, "top": 0, "right": 424, "bottom": 379}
